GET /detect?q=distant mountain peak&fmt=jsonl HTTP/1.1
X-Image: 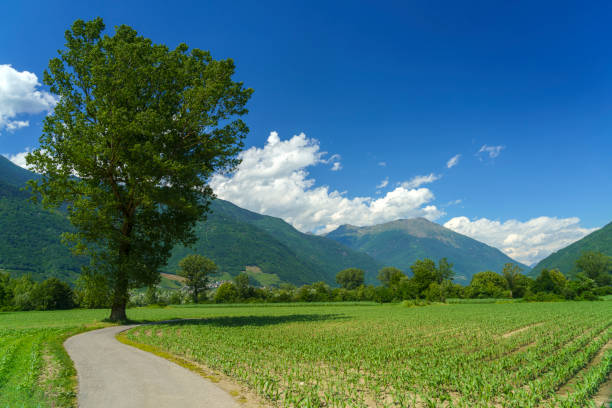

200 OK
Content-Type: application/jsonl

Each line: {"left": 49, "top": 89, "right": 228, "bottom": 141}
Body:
{"left": 326, "top": 217, "right": 528, "bottom": 280}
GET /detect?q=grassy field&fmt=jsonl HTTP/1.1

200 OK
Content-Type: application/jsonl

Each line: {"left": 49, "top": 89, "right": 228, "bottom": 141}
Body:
{"left": 0, "top": 309, "right": 106, "bottom": 407}
{"left": 1, "top": 302, "right": 611, "bottom": 407}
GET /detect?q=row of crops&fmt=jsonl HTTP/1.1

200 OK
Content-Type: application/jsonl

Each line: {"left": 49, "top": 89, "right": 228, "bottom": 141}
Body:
{"left": 0, "top": 328, "right": 68, "bottom": 407}
{"left": 125, "top": 302, "right": 612, "bottom": 407}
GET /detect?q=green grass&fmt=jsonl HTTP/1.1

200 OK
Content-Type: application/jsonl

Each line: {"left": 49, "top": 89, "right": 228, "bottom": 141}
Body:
{"left": 245, "top": 265, "right": 281, "bottom": 286}
{"left": 446, "top": 297, "right": 519, "bottom": 304}
{"left": 2, "top": 302, "right": 611, "bottom": 407}
{"left": 0, "top": 309, "right": 109, "bottom": 407}
{"left": 158, "top": 276, "right": 183, "bottom": 290}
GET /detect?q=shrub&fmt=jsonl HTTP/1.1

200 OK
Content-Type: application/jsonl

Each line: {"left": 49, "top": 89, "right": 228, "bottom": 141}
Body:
{"left": 74, "top": 272, "right": 112, "bottom": 308}
{"left": 593, "top": 286, "right": 612, "bottom": 296}
{"left": 32, "top": 278, "right": 75, "bottom": 310}
{"left": 214, "top": 282, "right": 238, "bottom": 303}
{"left": 10, "top": 276, "right": 37, "bottom": 310}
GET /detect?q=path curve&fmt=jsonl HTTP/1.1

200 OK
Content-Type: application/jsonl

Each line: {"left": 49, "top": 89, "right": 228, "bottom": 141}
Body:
{"left": 64, "top": 325, "right": 240, "bottom": 408}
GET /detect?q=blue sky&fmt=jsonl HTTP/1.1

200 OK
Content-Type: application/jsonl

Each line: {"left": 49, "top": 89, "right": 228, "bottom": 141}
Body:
{"left": 1, "top": 0, "right": 611, "bottom": 264}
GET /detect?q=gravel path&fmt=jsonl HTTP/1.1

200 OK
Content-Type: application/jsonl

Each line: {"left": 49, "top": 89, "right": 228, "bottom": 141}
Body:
{"left": 64, "top": 325, "right": 240, "bottom": 408}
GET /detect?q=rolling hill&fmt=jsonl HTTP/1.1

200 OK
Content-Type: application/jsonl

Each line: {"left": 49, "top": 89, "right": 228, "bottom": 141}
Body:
{"left": 326, "top": 218, "right": 529, "bottom": 282}
{"left": 530, "top": 221, "right": 612, "bottom": 277}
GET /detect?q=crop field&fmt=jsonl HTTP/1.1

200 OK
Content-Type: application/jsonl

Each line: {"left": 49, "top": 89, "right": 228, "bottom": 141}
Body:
{"left": 124, "top": 302, "right": 612, "bottom": 408}
{"left": 1, "top": 302, "right": 610, "bottom": 407}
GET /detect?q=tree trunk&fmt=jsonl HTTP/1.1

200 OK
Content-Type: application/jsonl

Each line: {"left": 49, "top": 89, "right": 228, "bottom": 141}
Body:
{"left": 109, "top": 217, "right": 133, "bottom": 322}
{"left": 109, "top": 299, "right": 127, "bottom": 321}
{"left": 193, "top": 287, "right": 198, "bottom": 304}
{"left": 109, "top": 273, "right": 128, "bottom": 322}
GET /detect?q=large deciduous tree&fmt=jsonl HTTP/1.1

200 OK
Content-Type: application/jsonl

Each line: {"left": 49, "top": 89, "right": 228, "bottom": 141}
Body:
{"left": 27, "top": 18, "right": 252, "bottom": 321}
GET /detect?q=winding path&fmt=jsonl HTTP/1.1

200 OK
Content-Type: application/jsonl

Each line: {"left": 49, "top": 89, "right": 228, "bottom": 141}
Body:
{"left": 64, "top": 326, "right": 240, "bottom": 408}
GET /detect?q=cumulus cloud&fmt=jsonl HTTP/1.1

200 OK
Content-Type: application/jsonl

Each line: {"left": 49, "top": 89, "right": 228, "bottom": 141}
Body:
{"left": 331, "top": 162, "right": 342, "bottom": 171}
{"left": 399, "top": 173, "right": 441, "bottom": 189}
{"left": 446, "top": 154, "right": 461, "bottom": 168}
{"left": 2, "top": 148, "right": 31, "bottom": 169}
{"left": 0, "top": 65, "right": 57, "bottom": 132}
{"left": 376, "top": 177, "right": 389, "bottom": 189}
{"left": 477, "top": 144, "right": 505, "bottom": 159}
{"left": 211, "top": 132, "right": 444, "bottom": 233}
{"left": 444, "top": 216, "right": 597, "bottom": 265}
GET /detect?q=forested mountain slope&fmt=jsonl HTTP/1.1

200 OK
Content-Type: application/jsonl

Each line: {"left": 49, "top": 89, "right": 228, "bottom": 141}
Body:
{"left": 164, "top": 199, "right": 384, "bottom": 285}
{"left": 0, "top": 156, "right": 382, "bottom": 286}
{"left": 0, "top": 156, "right": 83, "bottom": 281}
{"left": 530, "top": 221, "right": 612, "bottom": 277}
{"left": 326, "top": 218, "right": 529, "bottom": 282}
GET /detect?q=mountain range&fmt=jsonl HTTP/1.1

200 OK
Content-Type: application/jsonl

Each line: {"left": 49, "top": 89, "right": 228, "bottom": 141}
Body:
{"left": 326, "top": 218, "right": 530, "bottom": 282}
{"left": 163, "top": 199, "right": 384, "bottom": 285}
{"left": 4, "top": 155, "right": 590, "bottom": 286}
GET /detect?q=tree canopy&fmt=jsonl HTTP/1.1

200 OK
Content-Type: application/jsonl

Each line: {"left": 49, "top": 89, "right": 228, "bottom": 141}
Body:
{"left": 575, "top": 251, "right": 612, "bottom": 287}
{"left": 533, "top": 269, "right": 568, "bottom": 295}
{"left": 377, "top": 267, "right": 405, "bottom": 287}
{"left": 502, "top": 263, "right": 523, "bottom": 298}
{"left": 336, "top": 268, "right": 365, "bottom": 290}
{"left": 465, "top": 271, "right": 509, "bottom": 298}
{"left": 27, "top": 18, "right": 252, "bottom": 321}
{"left": 178, "top": 254, "right": 217, "bottom": 303}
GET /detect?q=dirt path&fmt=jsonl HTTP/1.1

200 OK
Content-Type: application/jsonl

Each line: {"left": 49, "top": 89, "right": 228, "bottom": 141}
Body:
{"left": 64, "top": 325, "right": 240, "bottom": 408}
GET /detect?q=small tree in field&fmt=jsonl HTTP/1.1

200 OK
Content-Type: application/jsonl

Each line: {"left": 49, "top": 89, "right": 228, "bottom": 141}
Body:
{"left": 27, "top": 18, "right": 252, "bottom": 321}
{"left": 502, "top": 263, "right": 523, "bottom": 298}
{"left": 336, "top": 268, "right": 365, "bottom": 290}
{"left": 178, "top": 254, "right": 217, "bottom": 303}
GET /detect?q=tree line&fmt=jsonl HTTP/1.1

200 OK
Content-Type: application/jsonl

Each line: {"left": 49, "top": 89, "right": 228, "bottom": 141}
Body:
{"left": 208, "top": 250, "right": 611, "bottom": 304}
{"left": 1, "top": 250, "right": 609, "bottom": 311}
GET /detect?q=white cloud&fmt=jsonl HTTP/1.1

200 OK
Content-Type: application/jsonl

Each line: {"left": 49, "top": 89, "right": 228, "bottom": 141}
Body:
{"left": 331, "top": 162, "right": 342, "bottom": 171}
{"left": 446, "top": 154, "right": 461, "bottom": 168}
{"left": 376, "top": 177, "right": 389, "bottom": 189}
{"left": 0, "top": 64, "right": 57, "bottom": 132}
{"left": 477, "top": 144, "right": 504, "bottom": 159}
{"left": 378, "top": 161, "right": 387, "bottom": 167}
{"left": 399, "top": 173, "right": 441, "bottom": 189}
{"left": 2, "top": 148, "right": 31, "bottom": 169}
{"left": 211, "top": 132, "right": 444, "bottom": 233}
{"left": 444, "top": 199, "right": 462, "bottom": 207}
{"left": 6, "top": 120, "right": 29, "bottom": 131}
{"left": 444, "top": 216, "right": 597, "bottom": 265}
